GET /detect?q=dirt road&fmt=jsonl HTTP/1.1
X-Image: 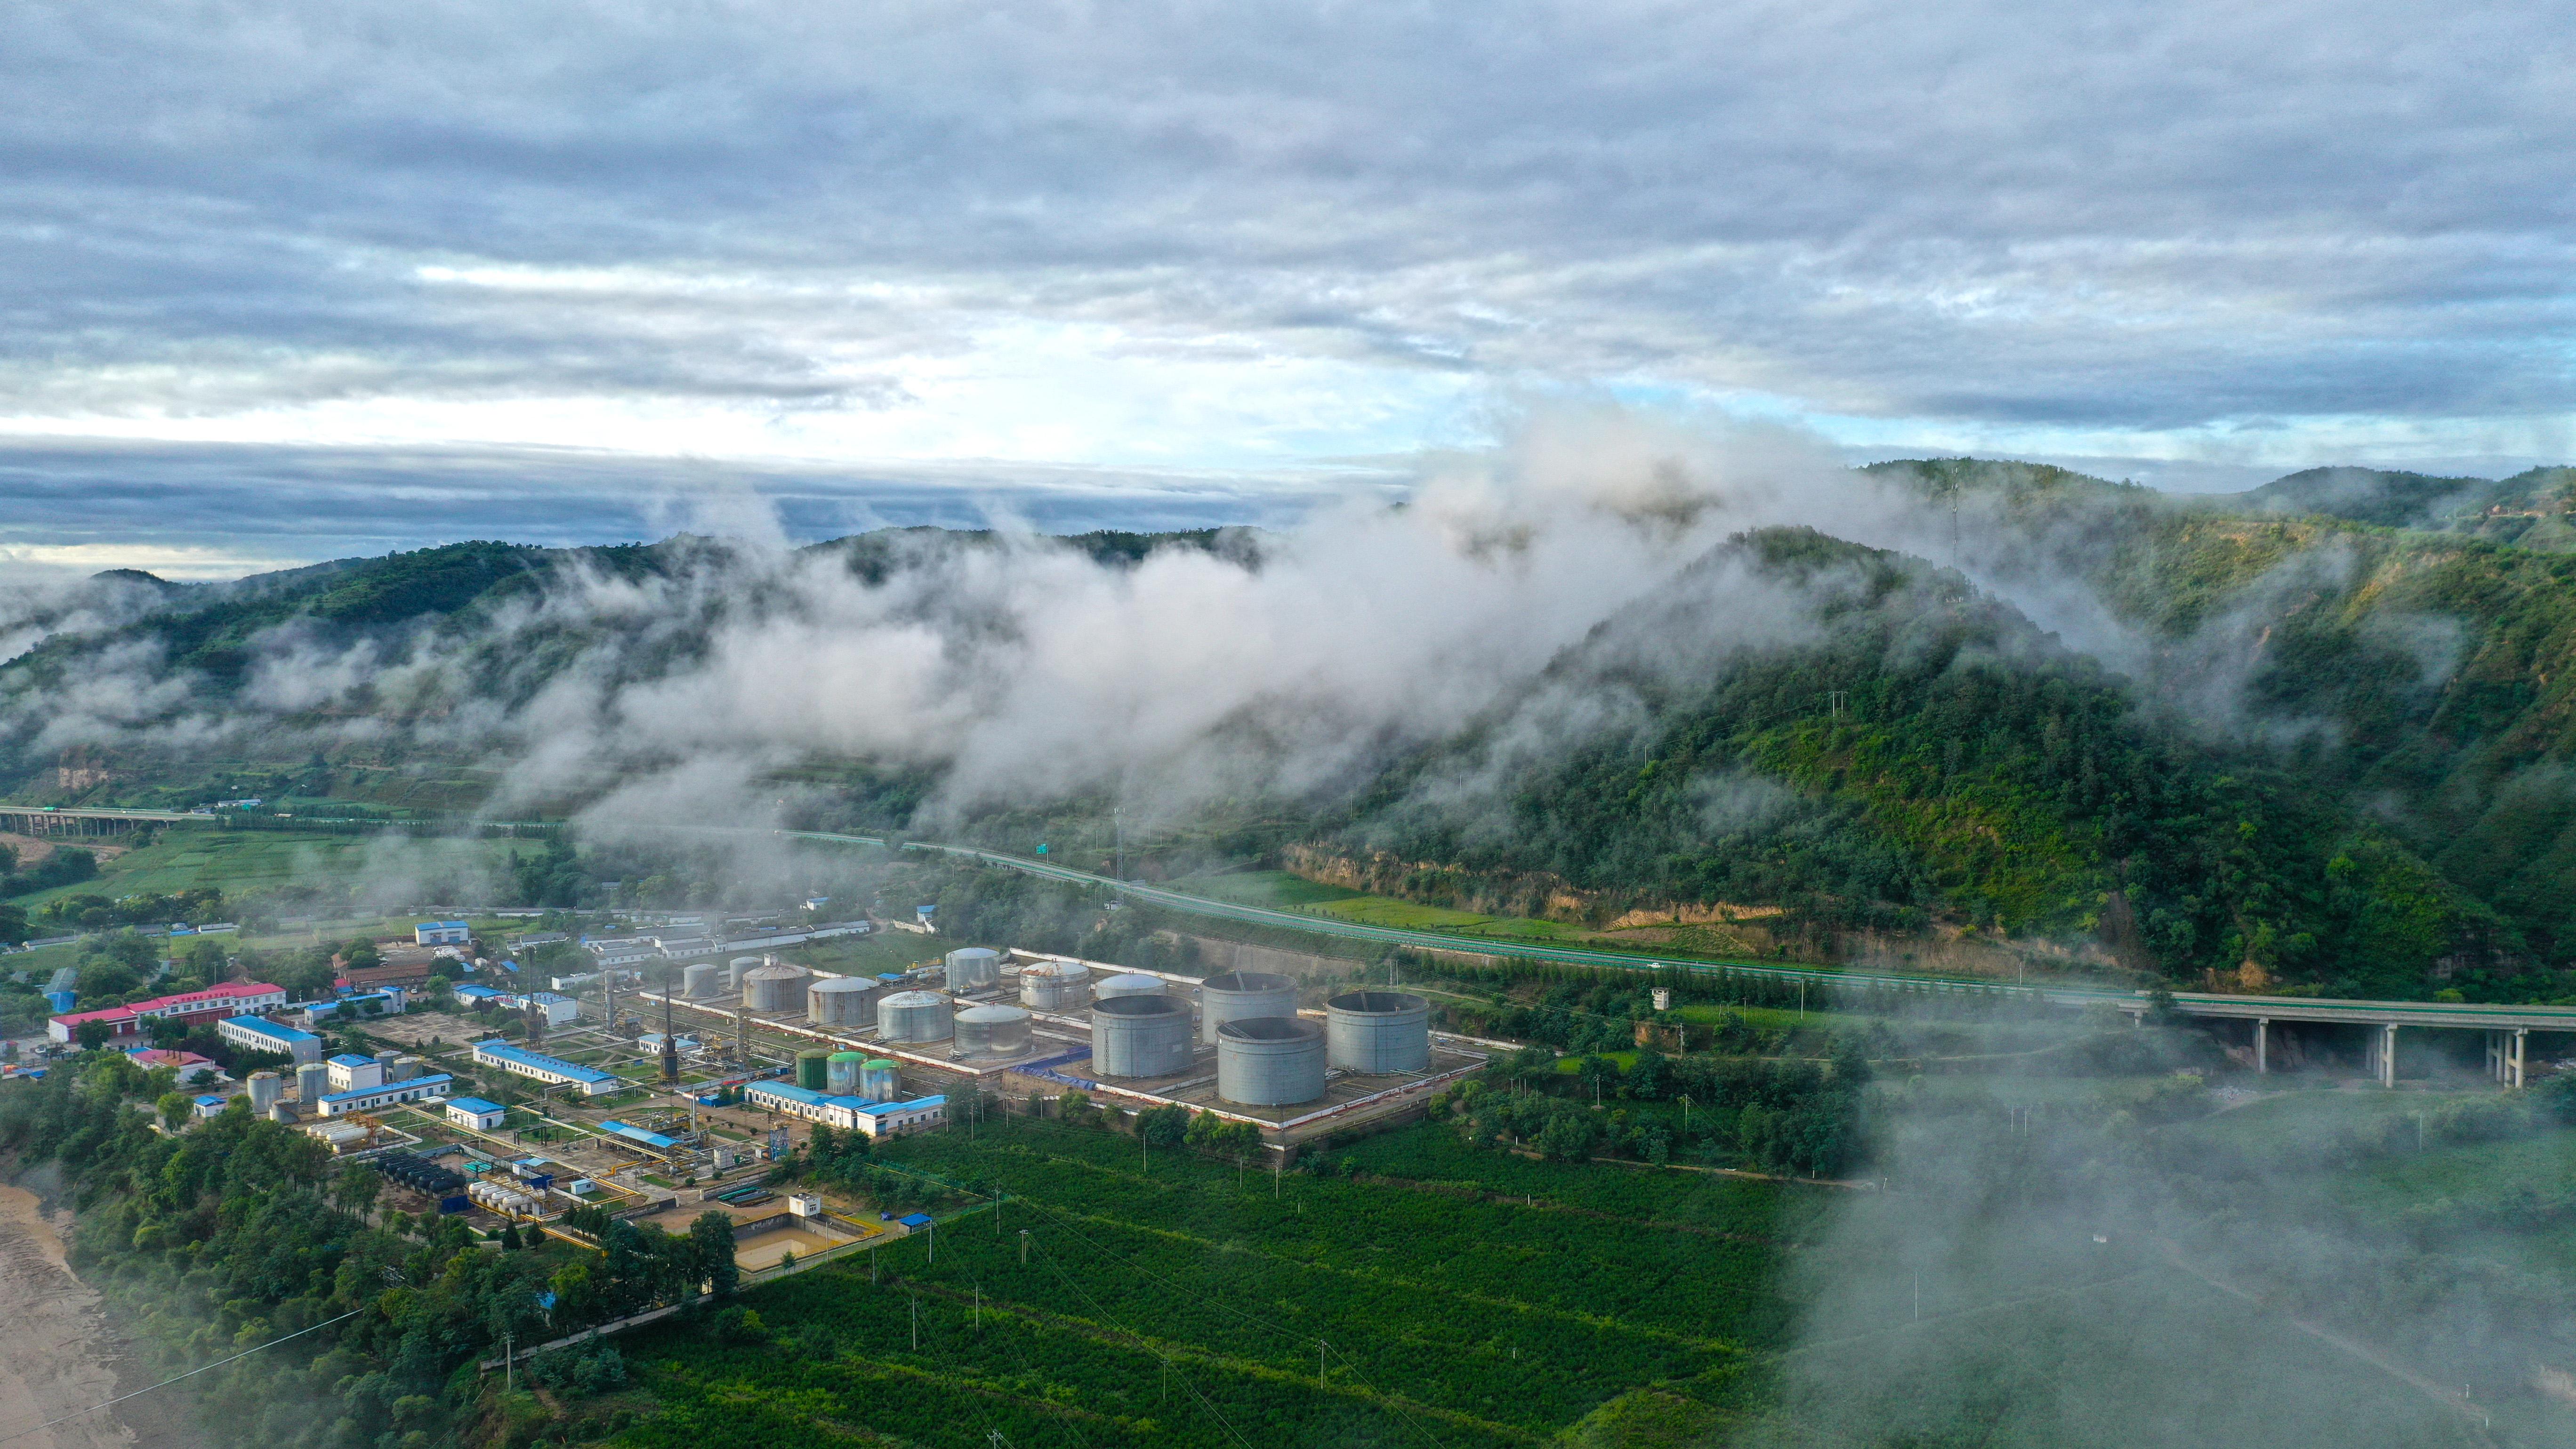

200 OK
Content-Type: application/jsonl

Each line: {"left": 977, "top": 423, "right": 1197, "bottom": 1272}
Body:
{"left": 0, "top": 1168, "right": 194, "bottom": 1449}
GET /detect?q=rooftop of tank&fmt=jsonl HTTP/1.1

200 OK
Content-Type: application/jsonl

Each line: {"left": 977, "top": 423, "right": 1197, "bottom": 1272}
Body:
{"left": 1217, "top": 1015, "right": 1322, "bottom": 1042}
{"left": 1326, "top": 990, "right": 1428, "bottom": 1013}
{"left": 1094, "top": 993, "right": 1189, "bottom": 1017}
{"left": 1200, "top": 970, "right": 1296, "bottom": 991}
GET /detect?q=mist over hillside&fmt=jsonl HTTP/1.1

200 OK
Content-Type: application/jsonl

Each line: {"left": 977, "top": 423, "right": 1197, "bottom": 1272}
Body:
{"left": 9, "top": 419, "right": 2576, "bottom": 999}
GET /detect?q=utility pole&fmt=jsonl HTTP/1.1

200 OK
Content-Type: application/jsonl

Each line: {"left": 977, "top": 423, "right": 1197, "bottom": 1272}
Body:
{"left": 504, "top": 1332, "right": 513, "bottom": 1393}
{"left": 1113, "top": 804, "right": 1124, "bottom": 882}
{"left": 1020, "top": 1229, "right": 1030, "bottom": 1264}
{"left": 911, "top": 1296, "right": 918, "bottom": 1350}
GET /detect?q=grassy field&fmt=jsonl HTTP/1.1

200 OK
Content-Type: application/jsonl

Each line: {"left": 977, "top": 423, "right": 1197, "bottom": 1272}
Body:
{"left": 4, "top": 827, "right": 536, "bottom": 910}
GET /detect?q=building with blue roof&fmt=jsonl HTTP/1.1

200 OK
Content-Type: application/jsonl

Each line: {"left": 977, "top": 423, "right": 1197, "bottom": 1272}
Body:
{"left": 191, "top": 1094, "right": 228, "bottom": 1120}
{"left": 316, "top": 1073, "right": 453, "bottom": 1117}
{"left": 415, "top": 921, "right": 471, "bottom": 946}
{"left": 215, "top": 1014, "right": 322, "bottom": 1065}
{"left": 470, "top": 1039, "right": 619, "bottom": 1095}
{"left": 445, "top": 1097, "right": 506, "bottom": 1130}
{"left": 742, "top": 1081, "right": 945, "bottom": 1137}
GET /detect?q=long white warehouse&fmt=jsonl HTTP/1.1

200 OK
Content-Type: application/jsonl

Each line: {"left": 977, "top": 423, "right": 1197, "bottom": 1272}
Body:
{"left": 470, "top": 1040, "right": 620, "bottom": 1095}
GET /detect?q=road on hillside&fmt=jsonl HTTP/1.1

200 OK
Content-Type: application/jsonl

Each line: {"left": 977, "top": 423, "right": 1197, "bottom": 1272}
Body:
{"left": 772, "top": 829, "right": 2127, "bottom": 1007}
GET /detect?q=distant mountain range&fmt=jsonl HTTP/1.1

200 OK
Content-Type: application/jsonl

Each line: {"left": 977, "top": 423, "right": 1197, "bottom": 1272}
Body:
{"left": 8, "top": 460, "right": 2576, "bottom": 1002}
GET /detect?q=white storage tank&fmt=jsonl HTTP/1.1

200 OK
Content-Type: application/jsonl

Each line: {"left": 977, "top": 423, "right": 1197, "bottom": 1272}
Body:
{"left": 879, "top": 990, "right": 955, "bottom": 1043}
{"left": 826, "top": 1051, "right": 867, "bottom": 1096}
{"left": 726, "top": 956, "right": 763, "bottom": 990}
{"left": 1019, "top": 960, "right": 1091, "bottom": 1012}
{"left": 246, "top": 1071, "right": 282, "bottom": 1114}
{"left": 683, "top": 961, "right": 724, "bottom": 998}
{"left": 944, "top": 947, "right": 1002, "bottom": 989}
{"left": 955, "top": 1004, "right": 1034, "bottom": 1060}
{"left": 1324, "top": 991, "right": 1432, "bottom": 1074}
{"left": 1217, "top": 1017, "right": 1328, "bottom": 1106}
{"left": 1095, "top": 973, "right": 1164, "bottom": 1002}
{"left": 807, "top": 974, "right": 880, "bottom": 1027}
{"left": 294, "top": 1061, "right": 329, "bottom": 1103}
{"left": 742, "top": 963, "right": 808, "bottom": 1013}
{"left": 860, "top": 1059, "right": 902, "bottom": 1100}
{"left": 1090, "top": 994, "right": 1195, "bottom": 1078}
{"left": 1198, "top": 971, "right": 1299, "bottom": 1045}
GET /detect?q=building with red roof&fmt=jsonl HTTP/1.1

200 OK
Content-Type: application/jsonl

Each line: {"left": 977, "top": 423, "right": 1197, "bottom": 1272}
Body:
{"left": 48, "top": 981, "right": 288, "bottom": 1045}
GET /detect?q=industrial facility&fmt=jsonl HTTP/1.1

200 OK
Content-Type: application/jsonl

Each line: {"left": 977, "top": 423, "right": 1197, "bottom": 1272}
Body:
{"left": 621, "top": 944, "right": 1483, "bottom": 1153}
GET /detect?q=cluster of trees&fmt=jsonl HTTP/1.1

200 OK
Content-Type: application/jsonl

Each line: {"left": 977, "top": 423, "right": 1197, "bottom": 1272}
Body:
{"left": 0, "top": 843, "right": 97, "bottom": 917}
{"left": 1436, "top": 1039, "right": 1870, "bottom": 1178}
{"left": 1049, "top": 1093, "right": 1264, "bottom": 1160}
{"left": 891, "top": 861, "right": 1201, "bottom": 974}
{"left": 0, "top": 1049, "right": 746, "bottom": 1449}
{"left": 31, "top": 882, "right": 223, "bottom": 933}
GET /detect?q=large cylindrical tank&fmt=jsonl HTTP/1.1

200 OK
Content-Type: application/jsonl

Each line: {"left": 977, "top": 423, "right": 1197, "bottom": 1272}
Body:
{"left": 826, "top": 1051, "right": 866, "bottom": 1096}
{"left": 1095, "top": 973, "right": 1164, "bottom": 1002}
{"left": 1217, "top": 1017, "right": 1327, "bottom": 1106}
{"left": 807, "top": 975, "right": 880, "bottom": 1028}
{"left": 373, "top": 1048, "right": 400, "bottom": 1076}
{"left": 1019, "top": 960, "right": 1091, "bottom": 1012}
{"left": 1091, "top": 994, "right": 1194, "bottom": 1079}
{"left": 388, "top": 1055, "right": 424, "bottom": 1082}
{"left": 1324, "top": 991, "right": 1432, "bottom": 1073}
{"left": 879, "top": 991, "right": 954, "bottom": 1043}
{"left": 743, "top": 963, "right": 807, "bottom": 1012}
{"left": 683, "top": 962, "right": 723, "bottom": 998}
{"left": 1199, "top": 971, "right": 1298, "bottom": 1045}
{"left": 246, "top": 1071, "right": 282, "bottom": 1114}
{"left": 797, "top": 1049, "right": 831, "bottom": 1091}
{"left": 861, "top": 1059, "right": 901, "bottom": 1100}
{"left": 727, "top": 956, "right": 763, "bottom": 990}
{"left": 944, "top": 947, "right": 1001, "bottom": 989}
{"left": 955, "top": 1004, "right": 1033, "bottom": 1060}
{"left": 294, "top": 1061, "right": 328, "bottom": 1103}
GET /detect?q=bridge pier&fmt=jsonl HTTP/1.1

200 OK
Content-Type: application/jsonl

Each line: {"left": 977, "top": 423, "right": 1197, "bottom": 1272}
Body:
{"left": 2363, "top": 1023, "right": 2399, "bottom": 1087}
{"left": 2254, "top": 1017, "right": 2268, "bottom": 1075}
{"left": 2488, "top": 1027, "right": 2528, "bottom": 1089}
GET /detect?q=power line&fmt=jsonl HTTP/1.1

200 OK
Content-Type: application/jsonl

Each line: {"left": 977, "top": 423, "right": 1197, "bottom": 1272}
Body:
{"left": 0, "top": 1306, "right": 368, "bottom": 1447}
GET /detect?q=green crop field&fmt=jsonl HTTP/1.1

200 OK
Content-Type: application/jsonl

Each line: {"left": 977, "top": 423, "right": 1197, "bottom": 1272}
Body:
{"left": 4, "top": 827, "right": 535, "bottom": 910}
{"left": 1164, "top": 870, "right": 1364, "bottom": 908}
{"left": 608, "top": 1115, "right": 1814, "bottom": 1448}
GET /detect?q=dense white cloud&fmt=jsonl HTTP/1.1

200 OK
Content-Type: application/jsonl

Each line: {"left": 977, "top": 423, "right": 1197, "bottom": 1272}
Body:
{"left": 3, "top": 0, "right": 2573, "bottom": 562}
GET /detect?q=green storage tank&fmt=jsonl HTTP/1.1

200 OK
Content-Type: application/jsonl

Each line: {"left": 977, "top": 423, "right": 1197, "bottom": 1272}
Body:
{"left": 796, "top": 1048, "right": 831, "bottom": 1092}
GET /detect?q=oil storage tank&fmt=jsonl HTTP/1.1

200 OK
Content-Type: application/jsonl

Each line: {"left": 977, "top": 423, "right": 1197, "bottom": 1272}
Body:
{"left": 879, "top": 990, "right": 955, "bottom": 1043}
{"left": 1199, "top": 971, "right": 1298, "bottom": 1045}
{"left": 861, "top": 1059, "right": 901, "bottom": 1099}
{"left": 1095, "top": 973, "right": 1163, "bottom": 1001}
{"left": 797, "top": 1049, "right": 831, "bottom": 1092}
{"left": 726, "top": 956, "right": 763, "bottom": 990}
{"left": 294, "top": 1061, "right": 329, "bottom": 1103}
{"left": 1019, "top": 960, "right": 1090, "bottom": 1012}
{"left": 1325, "top": 991, "right": 1432, "bottom": 1073}
{"left": 743, "top": 963, "right": 807, "bottom": 1012}
{"left": 944, "top": 947, "right": 1002, "bottom": 989}
{"left": 1217, "top": 1017, "right": 1327, "bottom": 1105}
{"left": 1091, "top": 994, "right": 1194, "bottom": 1078}
{"left": 955, "top": 1004, "right": 1033, "bottom": 1060}
{"left": 826, "top": 1051, "right": 867, "bottom": 1096}
{"left": 246, "top": 1071, "right": 282, "bottom": 1114}
{"left": 683, "top": 961, "right": 723, "bottom": 998}
{"left": 808, "top": 974, "right": 880, "bottom": 1028}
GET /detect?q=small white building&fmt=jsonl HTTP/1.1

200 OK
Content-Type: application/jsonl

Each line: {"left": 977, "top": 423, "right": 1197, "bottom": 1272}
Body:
{"left": 325, "top": 1053, "right": 383, "bottom": 1093}
{"left": 190, "top": 1094, "right": 227, "bottom": 1120}
{"left": 314, "top": 1073, "right": 452, "bottom": 1117}
{"left": 445, "top": 1096, "right": 507, "bottom": 1131}
{"left": 415, "top": 921, "right": 471, "bottom": 946}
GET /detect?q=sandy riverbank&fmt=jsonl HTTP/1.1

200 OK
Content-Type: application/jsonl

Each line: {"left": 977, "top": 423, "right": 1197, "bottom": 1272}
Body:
{"left": 0, "top": 1165, "right": 193, "bottom": 1449}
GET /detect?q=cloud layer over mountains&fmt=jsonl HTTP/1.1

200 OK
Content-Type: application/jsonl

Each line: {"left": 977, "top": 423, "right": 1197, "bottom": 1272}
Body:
{"left": 7, "top": 0, "right": 2576, "bottom": 569}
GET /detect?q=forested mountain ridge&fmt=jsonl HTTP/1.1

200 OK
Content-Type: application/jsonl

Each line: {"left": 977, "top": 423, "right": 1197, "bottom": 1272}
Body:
{"left": 1327, "top": 525, "right": 2509, "bottom": 999}
{"left": 10, "top": 461, "right": 2576, "bottom": 998}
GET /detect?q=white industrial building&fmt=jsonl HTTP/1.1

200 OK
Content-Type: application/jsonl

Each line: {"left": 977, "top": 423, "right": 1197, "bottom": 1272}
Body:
{"left": 445, "top": 1096, "right": 507, "bottom": 1130}
{"left": 470, "top": 1040, "right": 620, "bottom": 1095}
{"left": 216, "top": 1015, "right": 323, "bottom": 1065}
{"left": 315, "top": 1073, "right": 452, "bottom": 1117}
{"left": 741, "top": 1080, "right": 947, "bottom": 1137}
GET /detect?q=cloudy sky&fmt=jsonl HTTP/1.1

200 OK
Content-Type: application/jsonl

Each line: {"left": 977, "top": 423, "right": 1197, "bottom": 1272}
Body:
{"left": 7, "top": 0, "right": 2573, "bottom": 575}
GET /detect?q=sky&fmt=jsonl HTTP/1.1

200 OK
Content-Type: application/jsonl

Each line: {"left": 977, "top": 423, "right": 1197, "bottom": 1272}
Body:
{"left": 6, "top": 0, "right": 2575, "bottom": 576}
